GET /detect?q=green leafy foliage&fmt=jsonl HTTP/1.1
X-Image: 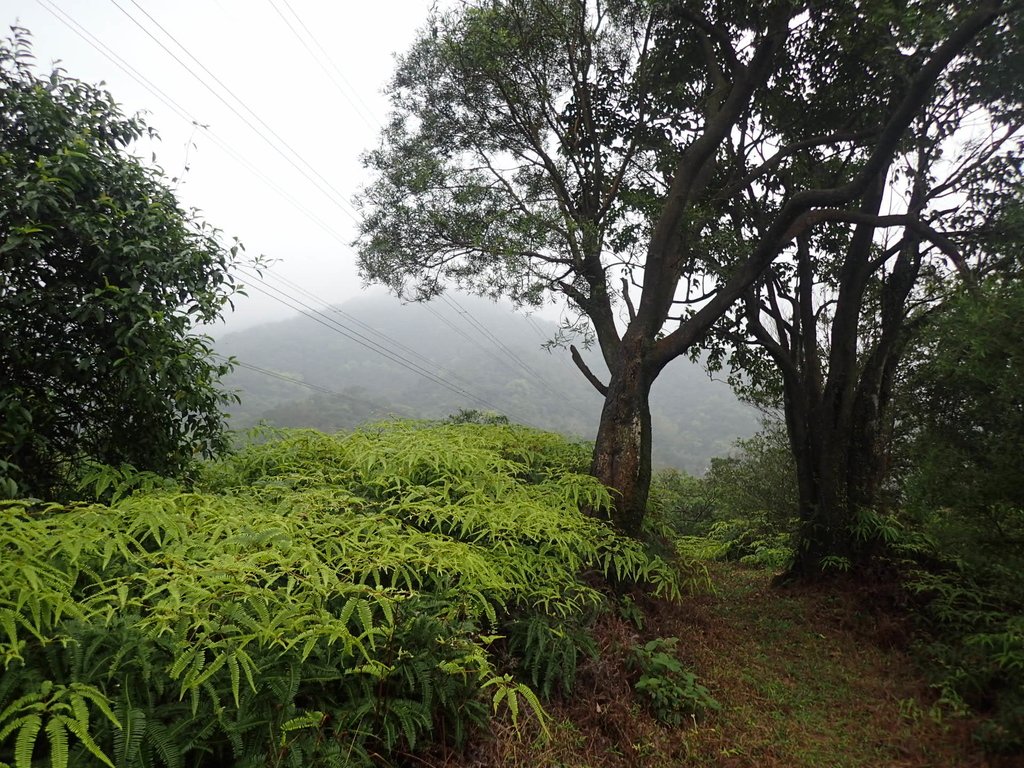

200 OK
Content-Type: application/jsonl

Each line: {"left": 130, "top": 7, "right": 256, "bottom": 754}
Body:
{"left": 0, "top": 421, "right": 680, "bottom": 765}
{"left": 703, "top": 423, "right": 798, "bottom": 539}
{"left": 898, "top": 277, "right": 1024, "bottom": 754}
{"left": 506, "top": 615, "right": 596, "bottom": 700}
{"left": 652, "top": 425, "right": 796, "bottom": 571}
{"left": 0, "top": 29, "right": 243, "bottom": 499}
{"left": 902, "top": 561, "right": 1024, "bottom": 754}
{"left": 645, "top": 468, "right": 714, "bottom": 537}
{"left": 675, "top": 520, "right": 793, "bottom": 570}
{"left": 629, "top": 638, "right": 720, "bottom": 727}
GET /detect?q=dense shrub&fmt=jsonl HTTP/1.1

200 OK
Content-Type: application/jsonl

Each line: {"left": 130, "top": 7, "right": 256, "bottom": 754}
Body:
{"left": 0, "top": 29, "right": 241, "bottom": 499}
{"left": 896, "top": 277, "right": 1024, "bottom": 754}
{"left": 0, "top": 422, "right": 683, "bottom": 767}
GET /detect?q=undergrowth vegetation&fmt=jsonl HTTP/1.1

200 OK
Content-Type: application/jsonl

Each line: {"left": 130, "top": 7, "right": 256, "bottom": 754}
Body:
{"left": 647, "top": 426, "right": 796, "bottom": 572}
{"left": 647, "top": 418, "right": 1023, "bottom": 757}
{"left": 0, "top": 422, "right": 689, "bottom": 767}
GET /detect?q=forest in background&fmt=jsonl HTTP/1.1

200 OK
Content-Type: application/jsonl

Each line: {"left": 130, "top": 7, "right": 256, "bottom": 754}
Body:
{"left": 215, "top": 293, "right": 758, "bottom": 474}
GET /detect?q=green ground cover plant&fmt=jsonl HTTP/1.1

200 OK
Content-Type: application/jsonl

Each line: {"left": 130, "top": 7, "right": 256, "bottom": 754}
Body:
{"left": 0, "top": 422, "right": 682, "bottom": 767}
{"left": 629, "top": 637, "right": 720, "bottom": 726}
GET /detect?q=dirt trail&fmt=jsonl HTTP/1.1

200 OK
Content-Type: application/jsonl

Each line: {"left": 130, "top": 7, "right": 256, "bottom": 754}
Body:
{"left": 648, "top": 565, "right": 993, "bottom": 767}
{"left": 446, "top": 564, "right": 1010, "bottom": 767}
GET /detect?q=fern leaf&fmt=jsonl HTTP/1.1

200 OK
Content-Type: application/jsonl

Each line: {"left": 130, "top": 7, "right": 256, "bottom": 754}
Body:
{"left": 396, "top": 702, "right": 419, "bottom": 750}
{"left": 506, "top": 685, "right": 519, "bottom": 725}
{"left": 356, "top": 601, "right": 374, "bottom": 642}
{"left": 70, "top": 684, "right": 119, "bottom": 730}
{"left": 514, "top": 683, "right": 549, "bottom": 737}
{"left": 145, "top": 721, "right": 183, "bottom": 768}
{"left": 113, "top": 702, "right": 145, "bottom": 767}
{"left": 281, "top": 711, "right": 325, "bottom": 733}
{"left": 0, "top": 697, "right": 45, "bottom": 741}
{"left": 0, "top": 609, "right": 18, "bottom": 655}
{"left": 60, "top": 715, "right": 114, "bottom": 768}
{"left": 184, "top": 647, "right": 226, "bottom": 692}
{"left": 226, "top": 651, "right": 240, "bottom": 708}
{"left": 67, "top": 693, "right": 89, "bottom": 732}
{"left": 168, "top": 647, "right": 197, "bottom": 682}
{"left": 13, "top": 714, "right": 41, "bottom": 768}
{"left": 44, "top": 716, "right": 69, "bottom": 768}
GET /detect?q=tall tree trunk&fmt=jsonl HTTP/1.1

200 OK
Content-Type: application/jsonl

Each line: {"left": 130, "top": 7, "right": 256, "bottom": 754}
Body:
{"left": 789, "top": 419, "right": 856, "bottom": 577}
{"left": 787, "top": 391, "right": 897, "bottom": 578}
{"left": 591, "top": 344, "right": 653, "bottom": 536}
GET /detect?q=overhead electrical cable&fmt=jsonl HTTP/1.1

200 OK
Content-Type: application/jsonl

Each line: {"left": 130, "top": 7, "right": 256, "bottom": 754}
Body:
{"left": 263, "top": 270, "right": 474, "bottom": 384}
{"left": 425, "top": 300, "right": 591, "bottom": 420}
{"left": 415, "top": 303, "right": 544, "bottom": 387}
{"left": 255, "top": 268, "right": 530, "bottom": 409}
{"left": 233, "top": 268, "right": 537, "bottom": 425}
{"left": 38, "top": 0, "right": 351, "bottom": 246}
{"left": 46, "top": 1, "right": 570, "bottom": 429}
{"left": 421, "top": 303, "right": 513, "bottom": 368}
{"left": 265, "top": 0, "right": 379, "bottom": 131}
{"left": 223, "top": 358, "right": 392, "bottom": 413}
{"left": 439, "top": 295, "right": 592, "bottom": 418}
{"left": 526, "top": 315, "right": 550, "bottom": 340}
{"left": 441, "top": 295, "right": 549, "bottom": 383}
{"left": 106, "top": 0, "right": 361, "bottom": 224}
{"left": 240, "top": 278, "right": 536, "bottom": 426}
{"left": 122, "top": 0, "right": 362, "bottom": 220}
{"left": 278, "top": 0, "right": 382, "bottom": 127}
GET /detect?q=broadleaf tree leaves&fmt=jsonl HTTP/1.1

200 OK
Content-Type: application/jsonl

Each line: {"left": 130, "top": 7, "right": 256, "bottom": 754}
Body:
{"left": 0, "top": 28, "right": 248, "bottom": 499}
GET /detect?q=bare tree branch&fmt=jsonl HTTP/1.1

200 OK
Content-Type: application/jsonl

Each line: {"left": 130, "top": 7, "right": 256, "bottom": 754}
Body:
{"left": 571, "top": 344, "right": 608, "bottom": 395}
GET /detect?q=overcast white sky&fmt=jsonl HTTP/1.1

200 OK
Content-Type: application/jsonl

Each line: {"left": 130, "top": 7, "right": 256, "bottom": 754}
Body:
{"left": 2, "top": 0, "right": 440, "bottom": 331}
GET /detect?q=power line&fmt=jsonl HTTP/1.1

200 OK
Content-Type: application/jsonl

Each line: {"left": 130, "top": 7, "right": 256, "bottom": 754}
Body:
{"left": 257, "top": 269, "right": 538, "bottom": 414}
{"left": 278, "top": 0, "right": 381, "bottom": 127}
{"left": 266, "top": 0, "right": 379, "bottom": 131}
{"left": 263, "top": 271, "right": 477, "bottom": 389}
{"left": 233, "top": 268, "right": 538, "bottom": 425}
{"left": 37, "top": 0, "right": 351, "bottom": 246}
{"left": 226, "top": 359, "right": 391, "bottom": 413}
{"left": 246, "top": 267, "right": 547, "bottom": 409}
{"left": 421, "top": 302, "right": 518, "bottom": 374}
{"left": 426, "top": 297, "right": 592, "bottom": 421}
{"left": 526, "top": 314, "right": 549, "bottom": 340}
{"left": 440, "top": 295, "right": 535, "bottom": 378}
{"left": 423, "top": 302, "right": 486, "bottom": 349}
{"left": 107, "top": 0, "right": 361, "bottom": 223}
{"left": 439, "top": 294, "right": 590, "bottom": 417}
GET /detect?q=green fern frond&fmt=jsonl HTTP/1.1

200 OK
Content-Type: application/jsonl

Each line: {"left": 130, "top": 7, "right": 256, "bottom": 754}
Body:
{"left": 13, "top": 714, "right": 40, "bottom": 768}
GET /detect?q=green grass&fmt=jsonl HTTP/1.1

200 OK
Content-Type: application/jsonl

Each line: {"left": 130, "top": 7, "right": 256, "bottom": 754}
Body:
{"left": 453, "top": 564, "right": 989, "bottom": 767}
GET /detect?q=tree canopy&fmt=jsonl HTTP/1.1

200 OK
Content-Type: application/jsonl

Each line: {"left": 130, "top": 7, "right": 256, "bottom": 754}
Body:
{"left": 0, "top": 29, "right": 242, "bottom": 498}
{"left": 356, "top": 0, "right": 1018, "bottom": 534}
{"left": 709, "top": 67, "right": 1023, "bottom": 574}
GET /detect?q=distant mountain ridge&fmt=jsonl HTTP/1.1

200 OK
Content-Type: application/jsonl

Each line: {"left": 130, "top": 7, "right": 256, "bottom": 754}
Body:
{"left": 215, "top": 293, "right": 758, "bottom": 473}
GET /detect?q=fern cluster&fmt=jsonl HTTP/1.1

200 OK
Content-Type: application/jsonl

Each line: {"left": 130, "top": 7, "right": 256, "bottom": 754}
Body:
{"left": 1, "top": 421, "right": 680, "bottom": 766}
{"left": 673, "top": 520, "right": 793, "bottom": 569}
{"left": 903, "top": 554, "right": 1024, "bottom": 754}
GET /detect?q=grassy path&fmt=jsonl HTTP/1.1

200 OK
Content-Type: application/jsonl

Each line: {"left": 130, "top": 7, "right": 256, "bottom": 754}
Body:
{"left": 458, "top": 564, "right": 1001, "bottom": 767}
{"left": 652, "top": 565, "right": 987, "bottom": 767}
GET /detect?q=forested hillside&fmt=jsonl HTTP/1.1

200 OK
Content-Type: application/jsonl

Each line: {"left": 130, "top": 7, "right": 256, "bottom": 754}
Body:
{"left": 3, "top": 4, "right": 1022, "bottom": 767}
{"left": 215, "top": 293, "right": 758, "bottom": 473}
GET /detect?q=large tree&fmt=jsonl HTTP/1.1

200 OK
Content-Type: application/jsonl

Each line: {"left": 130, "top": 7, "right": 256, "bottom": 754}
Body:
{"left": 355, "top": 0, "right": 1016, "bottom": 534}
{"left": 716, "top": 99, "right": 1023, "bottom": 575}
{"left": 0, "top": 29, "right": 242, "bottom": 498}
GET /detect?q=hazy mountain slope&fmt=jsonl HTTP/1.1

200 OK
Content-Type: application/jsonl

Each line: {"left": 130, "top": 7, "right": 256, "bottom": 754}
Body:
{"left": 216, "top": 294, "right": 757, "bottom": 473}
